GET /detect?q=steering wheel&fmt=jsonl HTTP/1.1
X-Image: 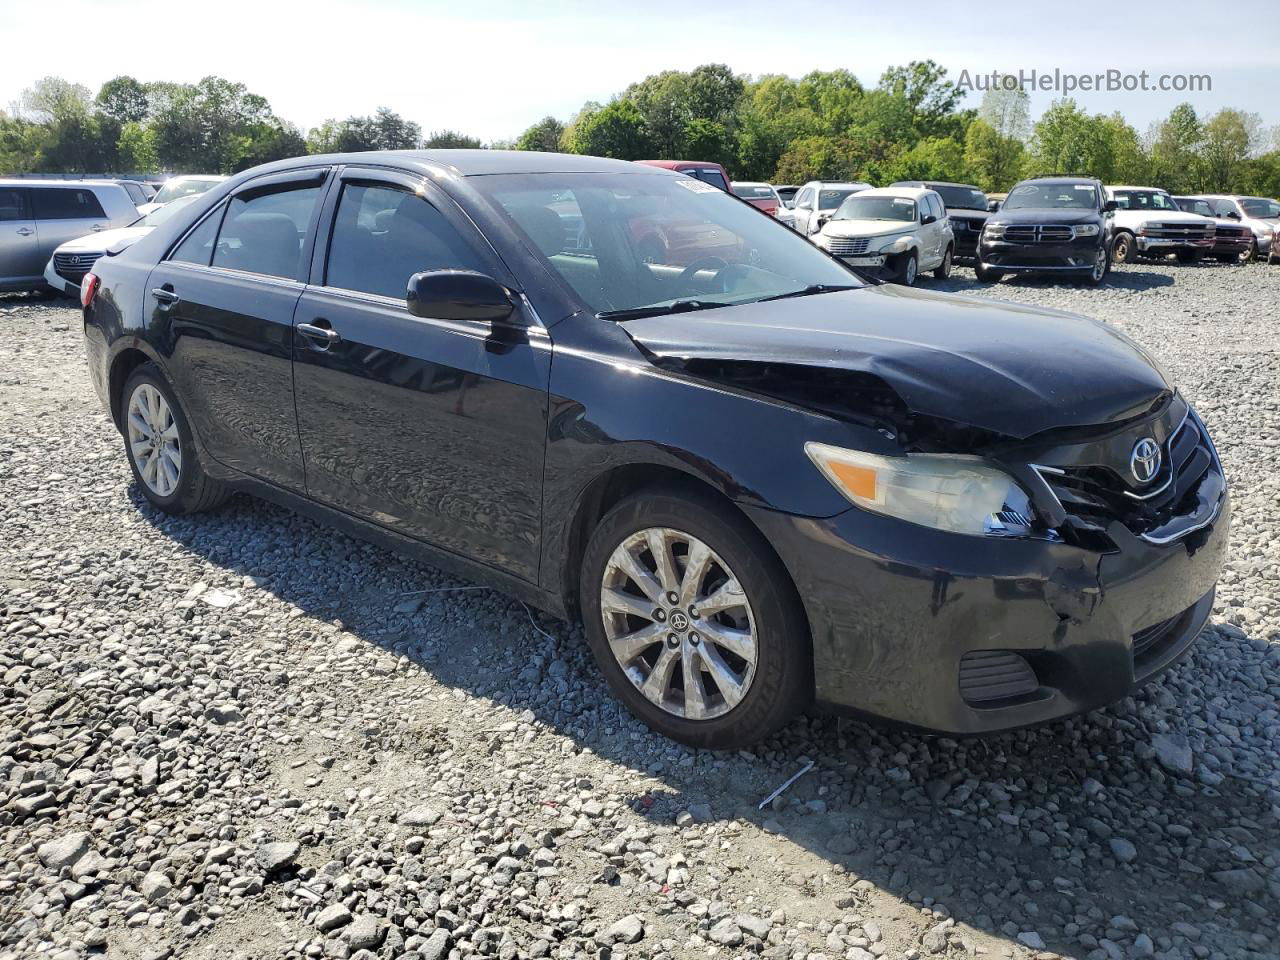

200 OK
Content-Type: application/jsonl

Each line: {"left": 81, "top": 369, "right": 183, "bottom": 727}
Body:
{"left": 677, "top": 256, "right": 731, "bottom": 294}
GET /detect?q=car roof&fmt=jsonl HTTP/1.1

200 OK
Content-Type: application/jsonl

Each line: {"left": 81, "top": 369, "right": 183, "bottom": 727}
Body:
{"left": 243, "top": 150, "right": 657, "bottom": 179}
{"left": 0, "top": 178, "right": 127, "bottom": 189}
{"left": 1021, "top": 177, "right": 1099, "bottom": 185}
{"left": 1107, "top": 185, "right": 1168, "bottom": 192}
{"left": 637, "top": 159, "right": 724, "bottom": 170}
{"left": 804, "top": 180, "right": 872, "bottom": 189}
{"left": 892, "top": 180, "right": 981, "bottom": 190}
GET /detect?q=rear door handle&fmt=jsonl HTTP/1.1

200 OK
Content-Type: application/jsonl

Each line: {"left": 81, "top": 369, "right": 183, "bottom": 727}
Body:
{"left": 297, "top": 322, "right": 341, "bottom": 348}
{"left": 16, "top": 227, "right": 34, "bottom": 236}
{"left": 90, "top": 224, "right": 107, "bottom": 232}
{"left": 151, "top": 287, "right": 179, "bottom": 305}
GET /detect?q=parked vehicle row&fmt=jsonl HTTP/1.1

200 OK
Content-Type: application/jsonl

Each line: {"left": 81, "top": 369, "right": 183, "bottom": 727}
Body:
{"left": 82, "top": 149, "right": 1230, "bottom": 748}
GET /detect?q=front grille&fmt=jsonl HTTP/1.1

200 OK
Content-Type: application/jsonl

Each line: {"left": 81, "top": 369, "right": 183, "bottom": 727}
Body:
{"left": 1214, "top": 227, "right": 1248, "bottom": 240}
{"left": 1003, "top": 224, "right": 1076, "bottom": 244}
{"left": 959, "top": 651, "right": 1039, "bottom": 704}
{"left": 53, "top": 251, "right": 99, "bottom": 284}
{"left": 951, "top": 218, "right": 985, "bottom": 232}
{"left": 1144, "top": 223, "right": 1213, "bottom": 241}
{"left": 1038, "top": 415, "right": 1214, "bottom": 541}
{"left": 826, "top": 237, "right": 871, "bottom": 256}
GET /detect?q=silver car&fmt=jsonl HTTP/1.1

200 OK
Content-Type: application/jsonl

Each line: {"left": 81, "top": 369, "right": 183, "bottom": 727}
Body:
{"left": 1, "top": 180, "right": 142, "bottom": 293}
{"left": 1192, "top": 194, "right": 1280, "bottom": 261}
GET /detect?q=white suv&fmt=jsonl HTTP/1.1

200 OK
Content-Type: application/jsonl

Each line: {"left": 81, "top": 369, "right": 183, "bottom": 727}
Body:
{"left": 1106, "top": 186, "right": 1215, "bottom": 264}
{"left": 814, "top": 186, "right": 954, "bottom": 285}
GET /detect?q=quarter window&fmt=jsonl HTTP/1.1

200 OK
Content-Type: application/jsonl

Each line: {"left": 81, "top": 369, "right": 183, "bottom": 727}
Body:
{"left": 211, "top": 184, "right": 321, "bottom": 280}
{"left": 325, "top": 183, "right": 484, "bottom": 300}
{"left": 169, "top": 206, "right": 224, "bottom": 266}
{"left": 32, "top": 188, "right": 107, "bottom": 220}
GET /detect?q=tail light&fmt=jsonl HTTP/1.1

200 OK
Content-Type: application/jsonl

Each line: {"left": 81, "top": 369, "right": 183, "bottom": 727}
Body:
{"left": 81, "top": 271, "right": 100, "bottom": 309}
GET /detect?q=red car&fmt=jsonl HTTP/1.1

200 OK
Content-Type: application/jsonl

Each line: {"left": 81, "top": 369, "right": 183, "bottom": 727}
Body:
{"left": 634, "top": 160, "right": 731, "bottom": 193}
{"left": 730, "top": 181, "right": 781, "bottom": 217}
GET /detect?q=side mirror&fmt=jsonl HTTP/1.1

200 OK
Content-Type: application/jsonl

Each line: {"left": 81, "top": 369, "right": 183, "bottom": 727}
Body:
{"left": 406, "top": 270, "right": 518, "bottom": 324}
{"left": 1226, "top": 211, "right": 1241, "bottom": 220}
{"left": 921, "top": 214, "right": 937, "bottom": 225}
{"left": 1104, "top": 200, "right": 1119, "bottom": 212}
{"left": 987, "top": 200, "right": 1001, "bottom": 212}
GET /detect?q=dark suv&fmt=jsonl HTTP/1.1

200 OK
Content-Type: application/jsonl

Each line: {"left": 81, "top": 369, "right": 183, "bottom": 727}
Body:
{"left": 977, "top": 176, "right": 1116, "bottom": 284}
{"left": 81, "top": 151, "right": 1228, "bottom": 749}
{"left": 892, "top": 180, "right": 990, "bottom": 259}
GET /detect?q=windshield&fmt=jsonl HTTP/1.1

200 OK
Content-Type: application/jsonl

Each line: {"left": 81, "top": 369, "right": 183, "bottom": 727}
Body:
{"left": 1240, "top": 197, "right": 1280, "bottom": 218}
{"left": 473, "top": 172, "right": 862, "bottom": 316}
{"left": 732, "top": 184, "right": 777, "bottom": 200}
{"left": 1112, "top": 190, "right": 1178, "bottom": 211}
{"left": 1173, "top": 198, "right": 1213, "bottom": 217}
{"left": 818, "top": 187, "right": 866, "bottom": 210}
{"left": 834, "top": 195, "right": 917, "bottom": 222}
{"left": 1002, "top": 182, "right": 1098, "bottom": 210}
{"left": 931, "top": 185, "right": 987, "bottom": 210}
{"left": 130, "top": 193, "right": 201, "bottom": 228}
{"left": 153, "top": 177, "right": 219, "bottom": 204}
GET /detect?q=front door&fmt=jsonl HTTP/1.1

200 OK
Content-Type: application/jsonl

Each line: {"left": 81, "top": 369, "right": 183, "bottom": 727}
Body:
{"left": 148, "top": 169, "right": 330, "bottom": 491}
{"left": 291, "top": 168, "right": 550, "bottom": 582}
{"left": 0, "top": 187, "right": 40, "bottom": 286}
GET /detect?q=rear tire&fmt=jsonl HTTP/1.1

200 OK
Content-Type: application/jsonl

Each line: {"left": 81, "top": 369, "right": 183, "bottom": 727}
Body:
{"left": 120, "top": 364, "right": 231, "bottom": 515}
{"left": 579, "top": 487, "right": 811, "bottom": 749}
{"left": 933, "top": 244, "right": 953, "bottom": 279}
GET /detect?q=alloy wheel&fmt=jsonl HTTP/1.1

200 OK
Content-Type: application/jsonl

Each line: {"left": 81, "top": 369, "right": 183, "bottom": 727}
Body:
{"left": 127, "top": 383, "right": 181, "bottom": 497}
{"left": 1091, "top": 247, "right": 1107, "bottom": 282}
{"left": 600, "top": 527, "right": 757, "bottom": 720}
{"left": 903, "top": 255, "right": 917, "bottom": 285}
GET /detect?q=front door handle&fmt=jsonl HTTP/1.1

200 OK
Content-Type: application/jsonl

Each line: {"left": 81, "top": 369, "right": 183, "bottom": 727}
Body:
{"left": 16, "top": 227, "right": 34, "bottom": 236}
{"left": 151, "top": 287, "right": 179, "bottom": 305}
{"left": 297, "top": 322, "right": 341, "bottom": 349}
{"left": 90, "top": 224, "right": 107, "bottom": 232}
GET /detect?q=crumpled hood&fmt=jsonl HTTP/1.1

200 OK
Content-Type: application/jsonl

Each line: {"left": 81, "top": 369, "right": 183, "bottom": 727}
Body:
{"left": 622, "top": 284, "right": 1172, "bottom": 440}
{"left": 56, "top": 226, "right": 150, "bottom": 254}
{"left": 820, "top": 220, "right": 913, "bottom": 241}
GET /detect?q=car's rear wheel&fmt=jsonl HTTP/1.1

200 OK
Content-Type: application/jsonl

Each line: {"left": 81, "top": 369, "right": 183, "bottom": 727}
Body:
{"left": 933, "top": 244, "right": 953, "bottom": 279}
{"left": 897, "top": 251, "right": 918, "bottom": 286}
{"left": 121, "top": 364, "right": 230, "bottom": 515}
{"left": 579, "top": 488, "right": 810, "bottom": 749}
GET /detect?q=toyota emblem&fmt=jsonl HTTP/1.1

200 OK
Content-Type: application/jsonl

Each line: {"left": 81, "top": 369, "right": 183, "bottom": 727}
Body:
{"left": 1130, "top": 438, "right": 1161, "bottom": 484}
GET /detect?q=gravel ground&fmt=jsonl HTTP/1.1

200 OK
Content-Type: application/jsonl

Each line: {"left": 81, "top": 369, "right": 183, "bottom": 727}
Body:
{"left": 1, "top": 260, "right": 1278, "bottom": 960}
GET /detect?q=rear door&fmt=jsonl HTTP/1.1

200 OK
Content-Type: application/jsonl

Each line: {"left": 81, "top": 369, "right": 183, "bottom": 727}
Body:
{"left": 291, "top": 166, "right": 550, "bottom": 582}
{"left": 31, "top": 187, "right": 112, "bottom": 264}
{"left": 147, "top": 167, "right": 330, "bottom": 492}
{"left": 0, "top": 187, "right": 41, "bottom": 285}
{"left": 793, "top": 187, "right": 815, "bottom": 235}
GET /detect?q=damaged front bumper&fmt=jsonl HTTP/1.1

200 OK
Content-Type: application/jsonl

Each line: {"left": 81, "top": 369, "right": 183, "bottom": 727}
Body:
{"left": 744, "top": 483, "right": 1229, "bottom": 735}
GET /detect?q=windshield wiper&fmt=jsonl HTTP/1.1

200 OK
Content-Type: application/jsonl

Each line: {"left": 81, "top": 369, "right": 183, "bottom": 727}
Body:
{"left": 598, "top": 298, "right": 732, "bottom": 322}
{"left": 754, "top": 283, "right": 861, "bottom": 303}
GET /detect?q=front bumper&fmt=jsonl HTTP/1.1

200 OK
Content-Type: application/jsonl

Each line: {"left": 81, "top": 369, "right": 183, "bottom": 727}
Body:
{"left": 746, "top": 484, "right": 1229, "bottom": 735}
{"left": 43, "top": 259, "right": 82, "bottom": 298}
{"left": 978, "top": 237, "right": 1103, "bottom": 273}
{"left": 1135, "top": 237, "right": 1213, "bottom": 254}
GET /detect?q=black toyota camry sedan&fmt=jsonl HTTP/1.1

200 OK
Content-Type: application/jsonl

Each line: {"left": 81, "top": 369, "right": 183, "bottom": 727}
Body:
{"left": 82, "top": 151, "right": 1229, "bottom": 748}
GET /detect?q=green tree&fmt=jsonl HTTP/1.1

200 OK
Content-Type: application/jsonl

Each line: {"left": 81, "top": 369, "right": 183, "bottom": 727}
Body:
{"left": 566, "top": 100, "right": 652, "bottom": 159}
{"left": 96, "top": 76, "right": 150, "bottom": 124}
{"left": 875, "top": 60, "right": 963, "bottom": 140}
{"left": 1100, "top": 113, "right": 1149, "bottom": 185}
{"left": 1200, "top": 108, "right": 1260, "bottom": 191}
{"left": 887, "top": 136, "right": 966, "bottom": 183}
{"left": 1026, "top": 98, "right": 1112, "bottom": 178}
{"left": 773, "top": 135, "right": 874, "bottom": 184}
{"left": 306, "top": 108, "right": 421, "bottom": 154}
{"left": 234, "top": 120, "right": 306, "bottom": 171}
{"left": 423, "top": 129, "right": 482, "bottom": 148}
{"left": 150, "top": 76, "right": 275, "bottom": 173}
{"left": 963, "top": 118, "right": 1024, "bottom": 191}
{"left": 515, "top": 116, "right": 566, "bottom": 152}
{"left": 1149, "top": 103, "right": 1203, "bottom": 192}
{"left": 116, "top": 121, "right": 159, "bottom": 172}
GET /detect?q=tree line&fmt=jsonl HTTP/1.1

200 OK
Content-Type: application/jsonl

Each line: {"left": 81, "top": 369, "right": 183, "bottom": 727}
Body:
{"left": 3, "top": 66, "right": 1277, "bottom": 197}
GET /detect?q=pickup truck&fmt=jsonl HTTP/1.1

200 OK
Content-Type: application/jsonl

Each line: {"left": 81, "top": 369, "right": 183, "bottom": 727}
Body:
{"left": 1106, "top": 186, "right": 1215, "bottom": 264}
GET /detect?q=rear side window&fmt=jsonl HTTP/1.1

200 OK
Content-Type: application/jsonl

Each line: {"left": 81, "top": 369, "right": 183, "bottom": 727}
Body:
{"left": 212, "top": 185, "right": 321, "bottom": 280}
{"left": 0, "top": 188, "right": 30, "bottom": 221}
{"left": 32, "top": 188, "right": 107, "bottom": 220}
{"left": 122, "top": 182, "right": 146, "bottom": 204}
{"left": 325, "top": 183, "right": 485, "bottom": 300}
{"left": 170, "top": 206, "right": 224, "bottom": 266}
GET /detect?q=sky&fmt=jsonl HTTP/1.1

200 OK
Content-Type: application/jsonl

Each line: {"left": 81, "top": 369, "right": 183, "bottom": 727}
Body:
{"left": 3, "top": 0, "right": 1278, "bottom": 143}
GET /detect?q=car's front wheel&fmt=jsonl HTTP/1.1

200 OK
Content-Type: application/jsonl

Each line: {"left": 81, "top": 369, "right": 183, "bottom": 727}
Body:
{"left": 897, "top": 251, "right": 918, "bottom": 286}
{"left": 974, "top": 257, "right": 1003, "bottom": 283}
{"left": 1084, "top": 245, "right": 1110, "bottom": 286}
{"left": 1112, "top": 231, "right": 1134, "bottom": 264}
{"left": 121, "top": 364, "right": 230, "bottom": 515}
{"left": 579, "top": 487, "right": 811, "bottom": 749}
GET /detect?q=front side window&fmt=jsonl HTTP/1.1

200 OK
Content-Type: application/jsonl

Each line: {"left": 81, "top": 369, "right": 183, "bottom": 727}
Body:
{"left": 325, "top": 183, "right": 485, "bottom": 300}
{"left": 1111, "top": 190, "right": 1177, "bottom": 211}
{"left": 1173, "top": 198, "right": 1213, "bottom": 217}
{"left": 477, "top": 171, "right": 861, "bottom": 317}
{"left": 0, "top": 188, "right": 30, "bottom": 221}
{"left": 211, "top": 185, "right": 321, "bottom": 280}
{"left": 32, "top": 188, "right": 107, "bottom": 220}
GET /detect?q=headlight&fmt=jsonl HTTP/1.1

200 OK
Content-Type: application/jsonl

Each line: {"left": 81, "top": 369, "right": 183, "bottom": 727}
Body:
{"left": 984, "top": 222, "right": 1007, "bottom": 238}
{"left": 814, "top": 234, "right": 831, "bottom": 249}
{"left": 804, "top": 442, "right": 1034, "bottom": 537}
{"left": 877, "top": 234, "right": 912, "bottom": 254}
{"left": 1135, "top": 222, "right": 1151, "bottom": 236}
{"left": 1073, "top": 224, "right": 1101, "bottom": 237}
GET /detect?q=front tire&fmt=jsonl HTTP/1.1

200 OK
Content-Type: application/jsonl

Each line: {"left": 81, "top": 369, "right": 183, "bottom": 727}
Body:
{"left": 579, "top": 487, "right": 811, "bottom": 749}
{"left": 1112, "top": 231, "right": 1135, "bottom": 264}
{"left": 1084, "top": 245, "right": 1110, "bottom": 286}
{"left": 896, "top": 251, "right": 918, "bottom": 286}
{"left": 121, "top": 364, "right": 230, "bottom": 515}
{"left": 974, "top": 258, "right": 1003, "bottom": 283}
